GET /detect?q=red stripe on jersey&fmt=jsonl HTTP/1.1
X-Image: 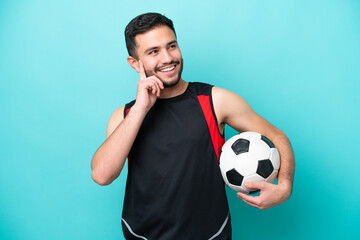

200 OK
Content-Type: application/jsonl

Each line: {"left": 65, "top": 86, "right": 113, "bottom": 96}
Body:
{"left": 126, "top": 108, "right": 130, "bottom": 115}
{"left": 197, "top": 95, "right": 225, "bottom": 161}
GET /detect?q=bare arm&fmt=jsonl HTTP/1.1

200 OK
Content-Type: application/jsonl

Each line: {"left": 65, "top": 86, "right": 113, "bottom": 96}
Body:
{"left": 213, "top": 87, "right": 295, "bottom": 209}
{"left": 91, "top": 61, "right": 164, "bottom": 185}
{"left": 91, "top": 106, "right": 147, "bottom": 185}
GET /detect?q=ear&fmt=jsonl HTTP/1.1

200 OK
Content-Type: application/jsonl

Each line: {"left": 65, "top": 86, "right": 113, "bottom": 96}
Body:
{"left": 127, "top": 56, "right": 140, "bottom": 73}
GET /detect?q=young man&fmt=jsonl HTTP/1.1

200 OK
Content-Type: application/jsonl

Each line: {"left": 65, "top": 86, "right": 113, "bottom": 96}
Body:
{"left": 91, "top": 13, "right": 294, "bottom": 240}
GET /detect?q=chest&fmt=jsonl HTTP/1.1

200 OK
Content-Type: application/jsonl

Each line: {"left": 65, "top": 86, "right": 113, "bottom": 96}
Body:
{"left": 137, "top": 97, "right": 208, "bottom": 149}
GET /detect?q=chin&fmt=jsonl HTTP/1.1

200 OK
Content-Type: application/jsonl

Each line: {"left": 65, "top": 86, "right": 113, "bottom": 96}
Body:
{"left": 162, "top": 76, "right": 181, "bottom": 88}
{"left": 161, "top": 61, "right": 184, "bottom": 88}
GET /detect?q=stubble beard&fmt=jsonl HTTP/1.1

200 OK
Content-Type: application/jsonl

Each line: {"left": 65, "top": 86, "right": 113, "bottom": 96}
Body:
{"left": 145, "top": 58, "right": 184, "bottom": 88}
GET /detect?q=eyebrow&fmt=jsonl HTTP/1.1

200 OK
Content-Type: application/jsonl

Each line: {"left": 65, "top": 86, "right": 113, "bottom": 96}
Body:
{"left": 144, "top": 40, "right": 178, "bottom": 54}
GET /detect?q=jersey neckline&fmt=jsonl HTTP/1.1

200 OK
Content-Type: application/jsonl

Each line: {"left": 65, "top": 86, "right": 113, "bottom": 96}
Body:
{"left": 156, "top": 82, "right": 191, "bottom": 102}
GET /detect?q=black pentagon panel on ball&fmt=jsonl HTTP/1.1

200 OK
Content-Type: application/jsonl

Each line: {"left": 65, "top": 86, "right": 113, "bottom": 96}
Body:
{"left": 261, "top": 135, "right": 275, "bottom": 148}
{"left": 231, "top": 138, "right": 250, "bottom": 155}
{"left": 256, "top": 159, "right": 274, "bottom": 178}
{"left": 226, "top": 169, "right": 244, "bottom": 186}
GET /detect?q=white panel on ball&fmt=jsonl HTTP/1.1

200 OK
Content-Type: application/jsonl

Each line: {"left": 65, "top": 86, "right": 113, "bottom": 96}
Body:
{"left": 219, "top": 150, "right": 235, "bottom": 172}
{"left": 270, "top": 148, "right": 280, "bottom": 170}
{"left": 238, "top": 132, "right": 261, "bottom": 141}
{"left": 234, "top": 153, "right": 258, "bottom": 176}
{"left": 248, "top": 139, "right": 270, "bottom": 160}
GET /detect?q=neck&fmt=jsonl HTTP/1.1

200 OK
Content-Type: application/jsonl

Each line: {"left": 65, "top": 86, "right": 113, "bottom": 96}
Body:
{"left": 159, "top": 79, "right": 188, "bottom": 99}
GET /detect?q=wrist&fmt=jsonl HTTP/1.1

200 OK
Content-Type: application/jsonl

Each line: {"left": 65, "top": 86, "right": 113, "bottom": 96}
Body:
{"left": 278, "top": 180, "right": 293, "bottom": 199}
{"left": 131, "top": 102, "right": 150, "bottom": 114}
{"left": 128, "top": 104, "right": 149, "bottom": 119}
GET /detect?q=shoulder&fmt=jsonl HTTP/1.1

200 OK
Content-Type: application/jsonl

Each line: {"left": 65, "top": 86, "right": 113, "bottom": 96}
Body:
{"left": 106, "top": 105, "right": 125, "bottom": 138}
{"left": 212, "top": 86, "right": 255, "bottom": 128}
{"left": 212, "top": 86, "right": 251, "bottom": 113}
{"left": 212, "top": 87, "right": 281, "bottom": 136}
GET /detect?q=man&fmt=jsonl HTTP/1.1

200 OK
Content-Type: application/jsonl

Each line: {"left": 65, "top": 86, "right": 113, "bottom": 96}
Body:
{"left": 91, "top": 13, "right": 294, "bottom": 240}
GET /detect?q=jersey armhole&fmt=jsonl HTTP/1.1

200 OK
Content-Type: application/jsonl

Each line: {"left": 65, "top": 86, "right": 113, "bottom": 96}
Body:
{"left": 209, "top": 86, "right": 225, "bottom": 138}
{"left": 123, "top": 105, "right": 127, "bottom": 118}
{"left": 197, "top": 86, "right": 225, "bottom": 161}
{"left": 124, "top": 100, "right": 136, "bottom": 118}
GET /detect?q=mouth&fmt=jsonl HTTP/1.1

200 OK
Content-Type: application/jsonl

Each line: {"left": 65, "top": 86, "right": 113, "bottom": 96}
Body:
{"left": 156, "top": 61, "right": 180, "bottom": 76}
{"left": 158, "top": 64, "right": 176, "bottom": 74}
{"left": 159, "top": 65, "right": 175, "bottom": 72}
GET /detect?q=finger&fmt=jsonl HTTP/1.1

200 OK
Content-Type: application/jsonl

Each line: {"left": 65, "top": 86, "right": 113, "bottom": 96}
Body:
{"left": 237, "top": 192, "right": 260, "bottom": 206}
{"left": 138, "top": 79, "right": 152, "bottom": 92}
{"left": 148, "top": 75, "right": 164, "bottom": 90}
{"left": 146, "top": 82, "right": 155, "bottom": 94}
{"left": 152, "top": 82, "right": 158, "bottom": 95}
{"left": 242, "top": 199, "right": 259, "bottom": 209}
{"left": 152, "top": 77, "right": 163, "bottom": 96}
{"left": 145, "top": 79, "right": 157, "bottom": 96}
{"left": 148, "top": 77, "right": 161, "bottom": 96}
{"left": 244, "top": 181, "right": 265, "bottom": 190}
{"left": 139, "top": 60, "right": 146, "bottom": 80}
{"left": 155, "top": 77, "right": 164, "bottom": 89}
{"left": 237, "top": 192, "right": 259, "bottom": 208}
{"left": 154, "top": 81, "right": 161, "bottom": 96}
{"left": 151, "top": 78, "right": 161, "bottom": 96}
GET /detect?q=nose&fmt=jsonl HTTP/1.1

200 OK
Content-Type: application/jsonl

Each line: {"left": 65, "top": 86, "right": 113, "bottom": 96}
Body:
{"left": 160, "top": 50, "right": 172, "bottom": 64}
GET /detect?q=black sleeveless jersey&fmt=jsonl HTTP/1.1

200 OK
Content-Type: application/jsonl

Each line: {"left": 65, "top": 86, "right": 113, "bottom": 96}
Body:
{"left": 122, "top": 82, "right": 231, "bottom": 240}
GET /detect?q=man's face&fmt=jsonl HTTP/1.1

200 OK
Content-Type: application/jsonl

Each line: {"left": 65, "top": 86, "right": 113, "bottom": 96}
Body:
{"left": 134, "top": 25, "right": 183, "bottom": 88}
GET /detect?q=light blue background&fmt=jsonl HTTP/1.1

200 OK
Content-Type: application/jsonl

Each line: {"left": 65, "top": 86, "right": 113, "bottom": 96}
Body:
{"left": 1, "top": 0, "right": 359, "bottom": 239}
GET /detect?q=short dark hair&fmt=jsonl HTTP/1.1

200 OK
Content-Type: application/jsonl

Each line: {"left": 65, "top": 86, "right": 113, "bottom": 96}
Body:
{"left": 125, "top": 13, "right": 176, "bottom": 59}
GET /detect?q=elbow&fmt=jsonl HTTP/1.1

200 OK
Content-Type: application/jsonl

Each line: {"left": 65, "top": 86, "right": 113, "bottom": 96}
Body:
{"left": 90, "top": 153, "right": 124, "bottom": 186}
{"left": 91, "top": 169, "right": 113, "bottom": 186}
{"left": 91, "top": 154, "right": 113, "bottom": 186}
{"left": 272, "top": 128, "right": 291, "bottom": 147}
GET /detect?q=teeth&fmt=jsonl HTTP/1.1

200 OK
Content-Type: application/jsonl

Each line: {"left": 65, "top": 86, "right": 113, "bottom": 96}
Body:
{"left": 159, "top": 65, "right": 175, "bottom": 72}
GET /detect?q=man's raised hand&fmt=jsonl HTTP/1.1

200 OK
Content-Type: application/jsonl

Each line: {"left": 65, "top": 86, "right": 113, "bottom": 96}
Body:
{"left": 134, "top": 60, "right": 164, "bottom": 113}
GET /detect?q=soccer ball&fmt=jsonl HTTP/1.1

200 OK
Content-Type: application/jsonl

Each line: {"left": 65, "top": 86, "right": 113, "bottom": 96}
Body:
{"left": 219, "top": 132, "right": 280, "bottom": 193}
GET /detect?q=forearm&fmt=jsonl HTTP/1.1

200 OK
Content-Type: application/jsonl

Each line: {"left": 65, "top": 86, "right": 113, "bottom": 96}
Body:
{"left": 91, "top": 106, "right": 147, "bottom": 185}
{"left": 272, "top": 130, "right": 295, "bottom": 196}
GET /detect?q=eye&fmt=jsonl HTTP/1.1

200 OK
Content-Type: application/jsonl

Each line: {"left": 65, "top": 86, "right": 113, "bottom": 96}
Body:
{"left": 149, "top": 50, "right": 158, "bottom": 55}
{"left": 169, "top": 44, "right": 177, "bottom": 49}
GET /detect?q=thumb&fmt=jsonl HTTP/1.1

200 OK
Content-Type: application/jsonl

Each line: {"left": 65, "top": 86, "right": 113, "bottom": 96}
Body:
{"left": 244, "top": 181, "right": 265, "bottom": 190}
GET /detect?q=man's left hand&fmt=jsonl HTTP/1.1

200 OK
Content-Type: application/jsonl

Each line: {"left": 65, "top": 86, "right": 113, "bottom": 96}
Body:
{"left": 237, "top": 181, "right": 292, "bottom": 210}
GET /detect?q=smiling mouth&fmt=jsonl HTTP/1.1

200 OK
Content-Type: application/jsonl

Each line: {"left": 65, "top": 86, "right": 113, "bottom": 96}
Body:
{"left": 158, "top": 65, "right": 176, "bottom": 73}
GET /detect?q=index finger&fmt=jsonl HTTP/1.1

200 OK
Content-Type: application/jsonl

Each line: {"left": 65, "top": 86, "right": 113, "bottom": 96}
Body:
{"left": 237, "top": 192, "right": 260, "bottom": 205}
{"left": 139, "top": 60, "right": 146, "bottom": 80}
